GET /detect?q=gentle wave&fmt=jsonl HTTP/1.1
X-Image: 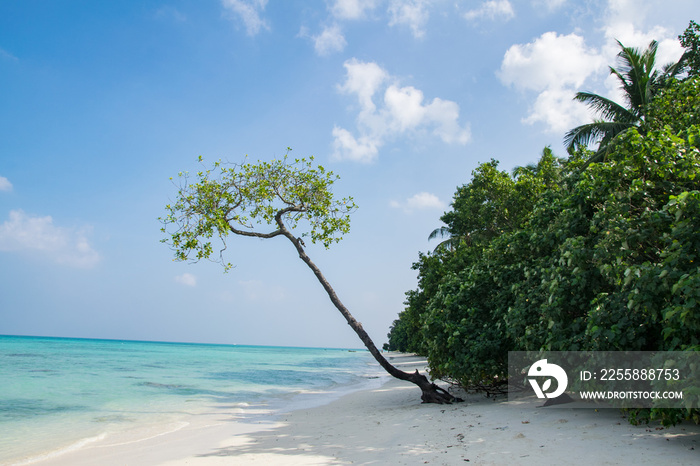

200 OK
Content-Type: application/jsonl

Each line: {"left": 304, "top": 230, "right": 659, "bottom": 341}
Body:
{"left": 12, "top": 433, "right": 108, "bottom": 466}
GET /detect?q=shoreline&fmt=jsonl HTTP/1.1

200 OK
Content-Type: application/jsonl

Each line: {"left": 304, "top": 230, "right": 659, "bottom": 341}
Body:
{"left": 16, "top": 353, "right": 394, "bottom": 466}
{"left": 24, "top": 354, "right": 700, "bottom": 465}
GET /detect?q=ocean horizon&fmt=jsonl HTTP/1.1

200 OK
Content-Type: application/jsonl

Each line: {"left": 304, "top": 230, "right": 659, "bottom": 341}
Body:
{"left": 0, "top": 335, "right": 384, "bottom": 465}
{"left": 0, "top": 333, "right": 370, "bottom": 351}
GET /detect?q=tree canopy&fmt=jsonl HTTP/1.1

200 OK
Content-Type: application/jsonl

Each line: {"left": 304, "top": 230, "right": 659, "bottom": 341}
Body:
{"left": 161, "top": 153, "right": 356, "bottom": 269}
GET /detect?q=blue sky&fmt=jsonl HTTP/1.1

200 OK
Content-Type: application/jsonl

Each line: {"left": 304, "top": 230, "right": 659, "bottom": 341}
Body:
{"left": 1, "top": 0, "right": 697, "bottom": 348}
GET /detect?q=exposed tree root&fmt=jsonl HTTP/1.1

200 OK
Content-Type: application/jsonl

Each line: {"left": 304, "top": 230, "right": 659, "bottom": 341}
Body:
{"left": 407, "top": 370, "right": 464, "bottom": 404}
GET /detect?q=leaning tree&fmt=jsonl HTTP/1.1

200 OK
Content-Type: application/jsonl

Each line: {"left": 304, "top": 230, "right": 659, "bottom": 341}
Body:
{"left": 160, "top": 151, "right": 461, "bottom": 404}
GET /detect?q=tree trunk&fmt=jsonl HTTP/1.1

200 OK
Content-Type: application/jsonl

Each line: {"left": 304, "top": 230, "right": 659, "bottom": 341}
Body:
{"left": 285, "top": 233, "right": 462, "bottom": 404}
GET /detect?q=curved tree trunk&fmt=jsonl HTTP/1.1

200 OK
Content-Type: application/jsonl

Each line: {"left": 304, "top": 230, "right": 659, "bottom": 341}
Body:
{"left": 284, "top": 232, "right": 462, "bottom": 404}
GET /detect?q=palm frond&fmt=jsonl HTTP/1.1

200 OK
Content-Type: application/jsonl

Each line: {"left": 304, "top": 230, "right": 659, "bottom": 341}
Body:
{"left": 564, "top": 121, "right": 609, "bottom": 150}
{"left": 428, "top": 226, "right": 451, "bottom": 241}
{"left": 431, "top": 238, "right": 458, "bottom": 254}
{"left": 564, "top": 119, "right": 636, "bottom": 151}
{"left": 574, "top": 91, "right": 637, "bottom": 122}
{"left": 613, "top": 40, "right": 660, "bottom": 112}
{"left": 661, "top": 59, "right": 685, "bottom": 82}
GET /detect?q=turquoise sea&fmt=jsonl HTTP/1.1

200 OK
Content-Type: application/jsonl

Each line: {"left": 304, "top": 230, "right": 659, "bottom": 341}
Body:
{"left": 0, "top": 335, "right": 383, "bottom": 465}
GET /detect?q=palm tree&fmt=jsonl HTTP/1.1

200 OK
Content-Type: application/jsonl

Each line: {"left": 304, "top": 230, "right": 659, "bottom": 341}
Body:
{"left": 428, "top": 226, "right": 462, "bottom": 253}
{"left": 564, "top": 40, "right": 683, "bottom": 166}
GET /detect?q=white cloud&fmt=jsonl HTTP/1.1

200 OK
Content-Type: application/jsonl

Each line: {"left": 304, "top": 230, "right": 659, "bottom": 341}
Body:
{"left": 333, "top": 59, "right": 470, "bottom": 163}
{"left": 650, "top": 37, "right": 684, "bottom": 70}
{"left": 388, "top": 0, "right": 430, "bottom": 38}
{"left": 604, "top": 0, "right": 648, "bottom": 35}
{"left": 175, "top": 273, "right": 197, "bottom": 287}
{"left": 331, "top": 127, "right": 380, "bottom": 163}
{"left": 464, "top": 0, "right": 515, "bottom": 22}
{"left": 384, "top": 85, "right": 428, "bottom": 131}
{"left": 331, "top": 0, "right": 379, "bottom": 20}
{"left": 390, "top": 192, "right": 446, "bottom": 213}
{"left": 312, "top": 24, "right": 347, "bottom": 56}
{"left": 522, "top": 87, "right": 592, "bottom": 133}
{"left": 499, "top": 31, "right": 606, "bottom": 133}
{"left": 0, "top": 210, "right": 100, "bottom": 268}
{"left": 499, "top": 32, "right": 604, "bottom": 92}
{"left": 221, "top": 0, "right": 269, "bottom": 36}
{"left": 423, "top": 97, "right": 470, "bottom": 144}
{"left": 0, "top": 176, "right": 12, "bottom": 192}
{"left": 337, "top": 59, "right": 389, "bottom": 113}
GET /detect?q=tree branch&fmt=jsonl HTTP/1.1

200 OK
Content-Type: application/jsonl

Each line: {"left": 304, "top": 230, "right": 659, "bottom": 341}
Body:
{"left": 227, "top": 225, "right": 284, "bottom": 239}
{"left": 274, "top": 204, "right": 305, "bottom": 230}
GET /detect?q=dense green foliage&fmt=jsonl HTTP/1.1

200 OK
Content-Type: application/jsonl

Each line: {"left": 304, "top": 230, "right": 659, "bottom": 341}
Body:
{"left": 388, "top": 74, "right": 700, "bottom": 425}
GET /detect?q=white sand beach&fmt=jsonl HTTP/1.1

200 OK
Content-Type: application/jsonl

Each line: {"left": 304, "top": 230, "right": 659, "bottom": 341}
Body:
{"left": 32, "top": 354, "right": 699, "bottom": 465}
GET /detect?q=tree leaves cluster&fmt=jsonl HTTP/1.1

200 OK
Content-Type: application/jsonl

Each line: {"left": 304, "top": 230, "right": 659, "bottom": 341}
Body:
{"left": 161, "top": 153, "right": 357, "bottom": 270}
{"left": 387, "top": 74, "right": 700, "bottom": 424}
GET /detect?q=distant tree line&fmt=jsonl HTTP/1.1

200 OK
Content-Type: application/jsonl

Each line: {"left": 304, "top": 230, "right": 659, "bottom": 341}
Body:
{"left": 385, "top": 21, "right": 700, "bottom": 425}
